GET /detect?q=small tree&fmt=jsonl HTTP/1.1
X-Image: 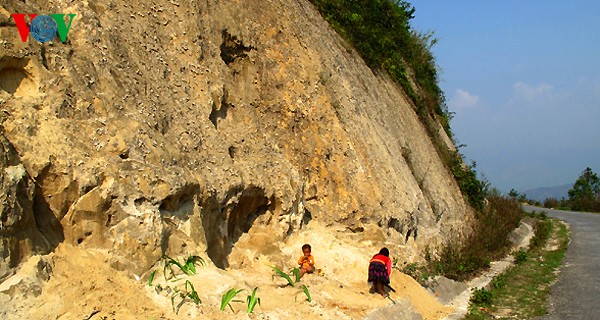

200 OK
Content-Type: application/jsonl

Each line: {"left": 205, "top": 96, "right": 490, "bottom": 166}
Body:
{"left": 568, "top": 167, "right": 600, "bottom": 212}
{"left": 508, "top": 189, "right": 519, "bottom": 199}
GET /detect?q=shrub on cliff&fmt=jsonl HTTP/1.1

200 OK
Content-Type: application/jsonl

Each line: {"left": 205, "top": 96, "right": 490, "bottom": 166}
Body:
{"left": 427, "top": 194, "right": 523, "bottom": 280}
{"left": 309, "top": 0, "right": 450, "bottom": 135}
{"left": 310, "top": 0, "right": 488, "bottom": 210}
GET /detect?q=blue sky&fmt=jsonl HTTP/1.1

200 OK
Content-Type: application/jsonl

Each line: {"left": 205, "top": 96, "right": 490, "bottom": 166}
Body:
{"left": 410, "top": 1, "right": 600, "bottom": 193}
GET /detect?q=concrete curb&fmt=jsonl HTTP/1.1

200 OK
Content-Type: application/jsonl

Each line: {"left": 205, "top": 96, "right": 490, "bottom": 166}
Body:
{"left": 435, "top": 221, "right": 535, "bottom": 320}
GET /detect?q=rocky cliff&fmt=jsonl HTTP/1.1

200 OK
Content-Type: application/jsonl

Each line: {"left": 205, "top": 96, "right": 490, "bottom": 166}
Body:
{"left": 0, "top": 0, "right": 474, "bottom": 318}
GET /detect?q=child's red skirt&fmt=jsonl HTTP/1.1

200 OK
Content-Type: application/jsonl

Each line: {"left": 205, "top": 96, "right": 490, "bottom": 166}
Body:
{"left": 368, "top": 261, "right": 390, "bottom": 284}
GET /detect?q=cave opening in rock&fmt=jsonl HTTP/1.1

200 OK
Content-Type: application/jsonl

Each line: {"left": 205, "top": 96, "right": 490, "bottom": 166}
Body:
{"left": 0, "top": 57, "right": 37, "bottom": 97}
{"left": 204, "top": 186, "right": 272, "bottom": 269}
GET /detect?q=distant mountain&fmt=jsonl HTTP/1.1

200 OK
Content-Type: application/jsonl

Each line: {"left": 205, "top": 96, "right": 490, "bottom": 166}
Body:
{"left": 523, "top": 184, "right": 573, "bottom": 202}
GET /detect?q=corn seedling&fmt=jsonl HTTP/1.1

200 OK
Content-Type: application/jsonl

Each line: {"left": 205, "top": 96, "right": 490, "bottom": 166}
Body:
{"left": 185, "top": 280, "right": 201, "bottom": 305}
{"left": 170, "top": 280, "right": 202, "bottom": 314}
{"left": 170, "top": 287, "right": 185, "bottom": 313}
{"left": 246, "top": 287, "right": 260, "bottom": 314}
{"left": 148, "top": 270, "right": 157, "bottom": 286}
{"left": 300, "top": 284, "right": 312, "bottom": 302}
{"left": 271, "top": 266, "right": 295, "bottom": 287}
{"left": 220, "top": 288, "right": 244, "bottom": 312}
{"left": 292, "top": 267, "right": 301, "bottom": 283}
{"left": 163, "top": 255, "right": 205, "bottom": 280}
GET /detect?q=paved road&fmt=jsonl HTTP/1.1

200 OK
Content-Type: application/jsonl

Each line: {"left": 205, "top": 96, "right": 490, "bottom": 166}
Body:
{"left": 522, "top": 205, "right": 600, "bottom": 319}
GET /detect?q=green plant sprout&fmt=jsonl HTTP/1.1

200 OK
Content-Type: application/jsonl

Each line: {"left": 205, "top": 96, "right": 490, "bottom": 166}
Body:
{"left": 163, "top": 255, "right": 205, "bottom": 280}
{"left": 148, "top": 270, "right": 157, "bottom": 286}
{"left": 170, "top": 281, "right": 201, "bottom": 314}
{"left": 300, "top": 284, "right": 312, "bottom": 303}
{"left": 271, "top": 266, "right": 295, "bottom": 287}
{"left": 246, "top": 287, "right": 261, "bottom": 314}
{"left": 220, "top": 288, "right": 244, "bottom": 312}
{"left": 291, "top": 267, "right": 301, "bottom": 283}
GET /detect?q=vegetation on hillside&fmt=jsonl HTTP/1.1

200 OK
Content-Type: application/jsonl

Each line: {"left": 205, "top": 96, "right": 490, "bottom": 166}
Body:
{"left": 465, "top": 217, "right": 568, "bottom": 319}
{"left": 567, "top": 167, "right": 600, "bottom": 212}
{"left": 309, "top": 0, "right": 486, "bottom": 211}
{"left": 426, "top": 194, "right": 523, "bottom": 280}
{"left": 397, "top": 192, "right": 524, "bottom": 282}
{"left": 534, "top": 167, "right": 600, "bottom": 213}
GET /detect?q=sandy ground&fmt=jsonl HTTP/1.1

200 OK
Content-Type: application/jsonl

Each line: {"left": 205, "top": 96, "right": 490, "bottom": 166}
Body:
{"left": 0, "top": 221, "right": 453, "bottom": 319}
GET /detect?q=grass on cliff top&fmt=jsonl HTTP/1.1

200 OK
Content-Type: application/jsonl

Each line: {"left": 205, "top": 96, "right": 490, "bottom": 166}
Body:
{"left": 464, "top": 215, "right": 569, "bottom": 319}
{"left": 309, "top": 0, "right": 487, "bottom": 211}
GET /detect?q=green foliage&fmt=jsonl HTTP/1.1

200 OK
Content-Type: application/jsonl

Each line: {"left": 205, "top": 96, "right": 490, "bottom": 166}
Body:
{"left": 146, "top": 256, "right": 205, "bottom": 313}
{"left": 220, "top": 288, "right": 244, "bottom": 312}
{"left": 490, "top": 274, "right": 505, "bottom": 289}
{"left": 530, "top": 220, "right": 552, "bottom": 248}
{"left": 514, "top": 250, "right": 528, "bottom": 264}
{"left": 292, "top": 267, "right": 301, "bottom": 283}
{"left": 309, "top": 0, "right": 493, "bottom": 211}
{"left": 466, "top": 220, "right": 569, "bottom": 319}
{"left": 470, "top": 287, "right": 492, "bottom": 306}
{"left": 526, "top": 210, "right": 548, "bottom": 220}
{"left": 425, "top": 195, "right": 523, "bottom": 280}
{"left": 185, "top": 280, "right": 201, "bottom": 304}
{"left": 308, "top": 0, "right": 449, "bottom": 130}
{"left": 568, "top": 167, "right": 600, "bottom": 212}
{"left": 271, "top": 266, "right": 295, "bottom": 287}
{"left": 271, "top": 267, "right": 313, "bottom": 303}
{"left": 163, "top": 255, "right": 205, "bottom": 280}
{"left": 300, "top": 284, "right": 312, "bottom": 303}
{"left": 246, "top": 287, "right": 261, "bottom": 314}
{"left": 148, "top": 270, "right": 157, "bottom": 286}
{"left": 450, "top": 154, "right": 485, "bottom": 210}
{"left": 171, "top": 280, "right": 202, "bottom": 314}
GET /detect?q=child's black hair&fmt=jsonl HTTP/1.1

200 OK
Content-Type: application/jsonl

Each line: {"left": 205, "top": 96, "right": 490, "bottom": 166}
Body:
{"left": 379, "top": 247, "right": 389, "bottom": 257}
{"left": 302, "top": 243, "right": 311, "bottom": 252}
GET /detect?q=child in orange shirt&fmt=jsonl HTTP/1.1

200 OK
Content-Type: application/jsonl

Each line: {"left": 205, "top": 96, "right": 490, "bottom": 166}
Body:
{"left": 298, "top": 243, "right": 315, "bottom": 279}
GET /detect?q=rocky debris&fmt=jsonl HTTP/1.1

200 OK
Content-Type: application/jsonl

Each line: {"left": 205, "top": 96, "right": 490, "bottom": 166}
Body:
{"left": 0, "top": 132, "right": 57, "bottom": 281}
{"left": 365, "top": 299, "right": 423, "bottom": 320}
{"left": 0, "top": 256, "right": 52, "bottom": 298}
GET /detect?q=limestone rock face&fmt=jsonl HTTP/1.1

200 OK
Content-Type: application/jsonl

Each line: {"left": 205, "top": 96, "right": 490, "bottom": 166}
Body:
{"left": 0, "top": 132, "right": 61, "bottom": 280}
{"left": 0, "top": 0, "right": 475, "bottom": 276}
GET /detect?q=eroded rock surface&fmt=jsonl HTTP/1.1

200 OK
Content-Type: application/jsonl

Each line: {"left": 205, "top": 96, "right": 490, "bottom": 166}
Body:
{"left": 0, "top": 0, "right": 474, "bottom": 284}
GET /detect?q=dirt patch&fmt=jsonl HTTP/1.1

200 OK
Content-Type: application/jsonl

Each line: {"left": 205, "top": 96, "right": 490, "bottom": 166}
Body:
{"left": 0, "top": 221, "right": 454, "bottom": 319}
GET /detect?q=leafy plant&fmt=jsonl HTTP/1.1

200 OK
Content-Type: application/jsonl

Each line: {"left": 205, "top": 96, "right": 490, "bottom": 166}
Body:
{"left": 148, "top": 270, "right": 157, "bottom": 286}
{"left": 291, "top": 267, "right": 301, "bottom": 283}
{"left": 300, "top": 284, "right": 312, "bottom": 303}
{"left": 424, "top": 194, "right": 523, "bottom": 281}
{"left": 530, "top": 220, "right": 552, "bottom": 248}
{"left": 470, "top": 287, "right": 492, "bottom": 306}
{"left": 466, "top": 220, "right": 569, "bottom": 319}
{"left": 515, "top": 250, "right": 528, "bottom": 264}
{"left": 220, "top": 288, "right": 244, "bottom": 312}
{"left": 271, "top": 266, "right": 295, "bottom": 287}
{"left": 170, "top": 280, "right": 201, "bottom": 314}
{"left": 185, "top": 281, "right": 201, "bottom": 304}
{"left": 568, "top": 167, "right": 600, "bottom": 212}
{"left": 163, "top": 255, "right": 205, "bottom": 280}
{"left": 246, "top": 287, "right": 261, "bottom": 314}
{"left": 490, "top": 274, "right": 505, "bottom": 289}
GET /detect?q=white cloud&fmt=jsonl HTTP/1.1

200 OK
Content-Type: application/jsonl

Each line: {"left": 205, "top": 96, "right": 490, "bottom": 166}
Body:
{"left": 448, "top": 89, "right": 480, "bottom": 110}
{"left": 511, "top": 82, "right": 554, "bottom": 102}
